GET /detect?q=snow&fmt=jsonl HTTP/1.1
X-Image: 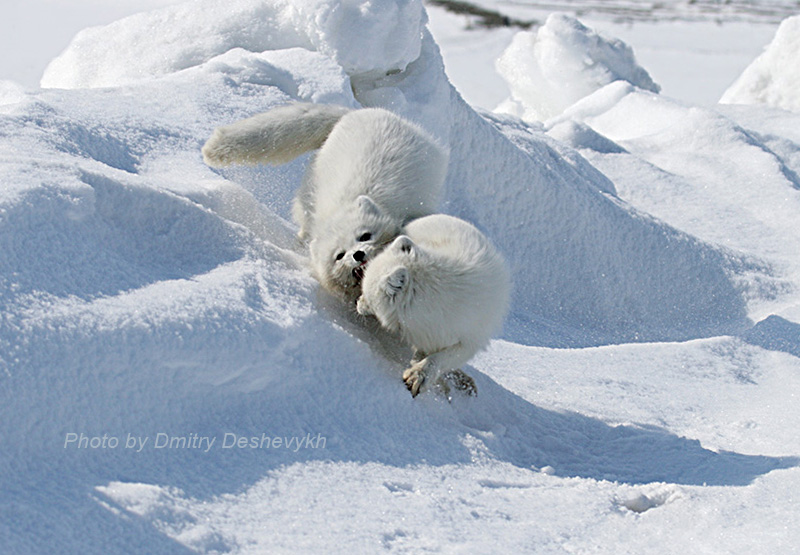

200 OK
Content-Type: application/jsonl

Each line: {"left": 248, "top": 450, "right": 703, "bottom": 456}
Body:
{"left": 2, "top": 0, "right": 800, "bottom": 553}
{"left": 495, "top": 14, "right": 660, "bottom": 121}
{"left": 40, "top": 0, "right": 425, "bottom": 89}
{"left": 720, "top": 14, "right": 800, "bottom": 113}
{"left": 0, "top": 0, "right": 183, "bottom": 89}
{"left": 585, "top": 19, "right": 778, "bottom": 107}
{"left": 426, "top": 3, "right": 783, "bottom": 110}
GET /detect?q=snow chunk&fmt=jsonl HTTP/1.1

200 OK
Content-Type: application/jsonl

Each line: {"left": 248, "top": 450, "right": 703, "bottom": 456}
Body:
{"left": 741, "top": 315, "right": 800, "bottom": 358}
{"left": 41, "top": 0, "right": 425, "bottom": 89}
{"left": 617, "top": 485, "right": 681, "bottom": 514}
{"left": 720, "top": 15, "right": 800, "bottom": 113}
{"left": 495, "top": 14, "right": 659, "bottom": 122}
{"left": 539, "top": 465, "right": 556, "bottom": 476}
{"left": 547, "top": 120, "right": 626, "bottom": 154}
{"left": 294, "top": 0, "right": 426, "bottom": 78}
{"left": 0, "top": 81, "right": 27, "bottom": 107}
{"left": 199, "top": 47, "right": 355, "bottom": 105}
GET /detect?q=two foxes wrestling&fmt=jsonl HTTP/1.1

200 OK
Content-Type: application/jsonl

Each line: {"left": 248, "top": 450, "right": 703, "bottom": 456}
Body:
{"left": 203, "top": 103, "right": 510, "bottom": 397}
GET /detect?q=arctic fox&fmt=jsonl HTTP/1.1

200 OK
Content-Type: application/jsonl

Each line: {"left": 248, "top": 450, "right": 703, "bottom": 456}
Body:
{"left": 202, "top": 103, "right": 448, "bottom": 300}
{"left": 356, "top": 214, "right": 511, "bottom": 397}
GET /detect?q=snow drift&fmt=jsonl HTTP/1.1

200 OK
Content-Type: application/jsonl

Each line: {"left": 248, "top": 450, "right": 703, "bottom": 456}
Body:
{"left": 721, "top": 14, "right": 800, "bottom": 113}
{"left": 3, "top": 0, "right": 800, "bottom": 553}
{"left": 40, "top": 0, "right": 426, "bottom": 89}
{"left": 495, "top": 14, "right": 660, "bottom": 121}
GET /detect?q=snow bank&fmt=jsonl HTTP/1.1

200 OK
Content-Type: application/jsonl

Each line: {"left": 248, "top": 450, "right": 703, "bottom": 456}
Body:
{"left": 720, "top": 15, "right": 800, "bottom": 113}
{"left": 4, "top": 0, "right": 800, "bottom": 552}
{"left": 546, "top": 80, "right": 800, "bottom": 289}
{"left": 495, "top": 14, "right": 659, "bottom": 122}
{"left": 30, "top": 1, "right": 770, "bottom": 344}
{"left": 41, "top": 0, "right": 425, "bottom": 89}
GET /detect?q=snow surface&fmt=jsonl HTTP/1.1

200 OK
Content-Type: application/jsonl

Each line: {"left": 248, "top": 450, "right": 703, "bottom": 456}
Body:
{"left": 426, "top": 2, "right": 784, "bottom": 109}
{"left": 720, "top": 14, "right": 800, "bottom": 112}
{"left": 40, "top": 0, "right": 426, "bottom": 89}
{"left": 2, "top": 0, "right": 800, "bottom": 553}
{"left": 495, "top": 14, "right": 660, "bottom": 121}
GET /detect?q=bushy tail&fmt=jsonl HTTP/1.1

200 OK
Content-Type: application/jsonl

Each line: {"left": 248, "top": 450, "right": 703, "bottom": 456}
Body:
{"left": 202, "top": 103, "right": 351, "bottom": 167}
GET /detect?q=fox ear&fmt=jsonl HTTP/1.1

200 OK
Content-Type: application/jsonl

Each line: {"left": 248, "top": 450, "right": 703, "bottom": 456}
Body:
{"left": 392, "top": 235, "right": 415, "bottom": 255}
{"left": 356, "top": 195, "right": 381, "bottom": 217}
{"left": 384, "top": 267, "right": 408, "bottom": 298}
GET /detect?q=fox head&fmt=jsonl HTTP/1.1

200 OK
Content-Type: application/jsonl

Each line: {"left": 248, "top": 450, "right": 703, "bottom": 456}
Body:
{"left": 310, "top": 195, "right": 402, "bottom": 300}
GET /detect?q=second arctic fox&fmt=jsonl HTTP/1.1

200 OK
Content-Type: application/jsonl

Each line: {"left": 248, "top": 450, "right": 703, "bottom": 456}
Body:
{"left": 202, "top": 103, "right": 448, "bottom": 300}
{"left": 356, "top": 214, "right": 511, "bottom": 397}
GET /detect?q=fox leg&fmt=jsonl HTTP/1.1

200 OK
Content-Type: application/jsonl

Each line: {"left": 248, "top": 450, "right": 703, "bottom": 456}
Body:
{"left": 403, "top": 343, "right": 476, "bottom": 398}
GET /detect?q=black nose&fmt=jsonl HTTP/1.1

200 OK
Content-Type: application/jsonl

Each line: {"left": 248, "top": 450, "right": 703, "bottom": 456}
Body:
{"left": 353, "top": 251, "right": 366, "bottom": 262}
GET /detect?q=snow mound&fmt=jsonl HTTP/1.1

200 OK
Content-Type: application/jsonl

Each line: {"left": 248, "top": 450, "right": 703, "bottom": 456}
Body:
{"left": 546, "top": 80, "right": 800, "bottom": 286}
{"left": 742, "top": 315, "right": 800, "bottom": 357}
{"left": 41, "top": 0, "right": 425, "bottom": 89}
{"left": 0, "top": 80, "right": 27, "bottom": 107}
{"left": 495, "top": 14, "right": 659, "bottom": 122}
{"left": 721, "top": 15, "right": 800, "bottom": 113}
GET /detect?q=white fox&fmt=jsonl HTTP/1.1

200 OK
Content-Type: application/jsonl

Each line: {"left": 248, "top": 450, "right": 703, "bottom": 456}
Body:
{"left": 356, "top": 214, "right": 511, "bottom": 397}
{"left": 202, "top": 103, "right": 448, "bottom": 299}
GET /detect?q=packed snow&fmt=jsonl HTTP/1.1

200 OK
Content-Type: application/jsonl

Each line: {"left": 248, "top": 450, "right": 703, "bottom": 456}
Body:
{"left": 2, "top": 0, "right": 800, "bottom": 553}
{"left": 495, "top": 14, "right": 660, "bottom": 121}
{"left": 40, "top": 0, "right": 426, "bottom": 89}
{"left": 720, "top": 14, "right": 800, "bottom": 113}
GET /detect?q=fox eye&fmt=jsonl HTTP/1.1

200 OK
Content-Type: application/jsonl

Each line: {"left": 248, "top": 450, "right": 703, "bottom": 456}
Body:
{"left": 357, "top": 232, "right": 372, "bottom": 242}
{"left": 335, "top": 252, "right": 345, "bottom": 261}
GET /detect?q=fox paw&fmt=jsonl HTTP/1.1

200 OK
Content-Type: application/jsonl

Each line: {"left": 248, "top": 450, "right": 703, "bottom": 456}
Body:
{"left": 439, "top": 370, "right": 477, "bottom": 398}
{"left": 403, "top": 362, "right": 427, "bottom": 397}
